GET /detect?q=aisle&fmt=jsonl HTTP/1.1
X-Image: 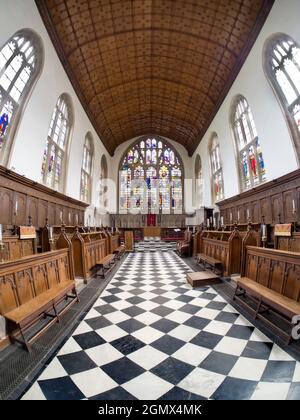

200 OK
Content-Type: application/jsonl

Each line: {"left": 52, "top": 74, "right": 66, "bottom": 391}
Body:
{"left": 22, "top": 252, "right": 300, "bottom": 400}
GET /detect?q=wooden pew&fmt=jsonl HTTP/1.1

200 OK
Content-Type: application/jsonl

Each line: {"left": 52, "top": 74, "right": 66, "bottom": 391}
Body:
{"left": 176, "top": 230, "right": 192, "bottom": 257}
{"left": 234, "top": 246, "right": 300, "bottom": 343}
{"left": 0, "top": 248, "right": 78, "bottom": 351}
{"left": 196, "top": 228, "right": 242, "bottom": 276}
{"left": 71, "top": 229, "right": 109, "bottom": 283}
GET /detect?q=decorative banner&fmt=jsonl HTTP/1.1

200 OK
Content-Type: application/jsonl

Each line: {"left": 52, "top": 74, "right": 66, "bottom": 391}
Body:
{"left": 274, "top": 224, "right": 292, "bottom": 237}
{"left": 19, "top": 226, "right": 36, "bottom": 240}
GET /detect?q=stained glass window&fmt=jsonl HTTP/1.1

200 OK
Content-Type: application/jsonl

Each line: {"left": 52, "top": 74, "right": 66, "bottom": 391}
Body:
{"left": 41, "top": 94, "right": 73, "bottom": 191}
{"left": 232, "top": 95, "right": 266, "bottom": 191}
{"left": 80, "top": 133, "right": 93, "bottom": 203}
{"left": 195, "top": 154, "right": 203, "bottom": 208}
{"left": 99, "top": 155, "right": 108, "bottom": 209}
{"left": 209, "top": 134, "right": 224, "bottom": 203}
{"left": 0, "top": 30, "right": 43, "bottom": 165}
{"left": 119, "top": 138, "right": 183, "bottom": 213}
{"left": 264, "top": 34, "right": 300, "bottom": 160}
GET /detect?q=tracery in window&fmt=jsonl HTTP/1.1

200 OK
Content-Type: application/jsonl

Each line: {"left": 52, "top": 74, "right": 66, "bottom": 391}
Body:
{"left": 209, "top": 134, "right": 224, "bottom": 203}
{"left": 0, "top": 30, "right": 43, "bottom": 164}
{"left": 41, "top": 94, "right": 73, "bottom": 191}
{"left": 80, "top": 133, "right": 93, "bottom": 203}
{"left": 232, "top": 95, "right": 266, "bottom": 191}
{"left": 119, "top": 138, "right": 183, "bottom": 213}
{"left": 195, "top": 154, "right": 203, "bottom": 208}
{"left": 264, "top": 34, "right": 300, "bottom": 160}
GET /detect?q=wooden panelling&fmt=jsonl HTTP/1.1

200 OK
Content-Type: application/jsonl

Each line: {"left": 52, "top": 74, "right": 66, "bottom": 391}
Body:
{"left": 0, "top": 166, "right": 88, "bottom": 228}
{"left": 244, "top": 246, "right": 300, "bottom": 303}
{"left": 219, "top": 169, "right": 300, "bottom": 226}
{"left": 71, "top": 231, "right": 108, "bottom": 283}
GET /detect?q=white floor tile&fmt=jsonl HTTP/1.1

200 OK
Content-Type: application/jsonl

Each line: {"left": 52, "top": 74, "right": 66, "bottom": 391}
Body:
{"left": 21, "top": 383, "right": 46, "bottom": 400}
{"left": 96, "top": 325, "right": 128, "bottom": 342}
{"left": 168, "top": 325, "right": 199, "bottom": 342}
{"left": 195, "top": 308, "right": 219, "bottom": 320}
{"left": 178, "top": 367, "right": 225, "bottom": 398}
{"left": 251, "top": 382, "right": 290, "bottom": 400}
{"left": 85, "top": 343, "right": 124, "bottom": 366}
{"left": 132, "top": 326, "right": 164, "bottom": 344}
{"left": 134, "top": 312, "right": 162, "bottom": 325}
{"left": 203, "top": 320, "right": 232, "bottom": 335}
{"left": 214, "top": 336, "right": 248, "bottom": 356}
{"left": 57, "top": 337, "right": 83, "bottom": 356}
{"left": 71, "top": 367, "right": 118, "bottom": 398}
{"left": 127, "top": 345, "right": 169, "bottom": 370}
{"left": 173, "top": 343, "right": 211, "bottom": 366}
{"left": 103, "top": 311, "right": 130, "bottom": 324}
{"left": 229, "top": 357, "right": 267, "bottom": 381}
{"left": 123, "top": 372, "right": 173, "bottom": 400}
{"left": 165, "top": 310, "right": 193, "bottom": 324}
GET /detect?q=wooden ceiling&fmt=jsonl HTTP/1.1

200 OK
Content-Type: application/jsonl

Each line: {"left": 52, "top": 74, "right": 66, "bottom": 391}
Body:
{"left": 36, "top": 0, "right": 274, "bottom": 156}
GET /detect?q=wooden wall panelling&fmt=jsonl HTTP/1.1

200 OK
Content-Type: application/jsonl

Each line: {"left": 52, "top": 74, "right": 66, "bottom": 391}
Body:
{"left": 48, "top": 202, "right": 56, "bottom": 226}
{"left": 27, "top": 197, "right": 38, "bottom": 226}
{"left": 219, "top": 169, "right": 300, "bottom": 226}
{"left": 282, "top": 190, "right": 296, "bottom": 223}
{"left": 252, "top": 200, "right": 261, "bottom": 223}
{"left": 271, "top": 193, "right": 283, "bottom": 224}
{"left": 38, "top": 200, "right": 48, "bottom": 227}
{"left": 14, "top": 192, "right": 27, "bottom": 226}
{"left": 0, "top": 188, "right": 13, "bottom": 225}
{"left": 0, "top": 166, "right": 88, "bottom": 228}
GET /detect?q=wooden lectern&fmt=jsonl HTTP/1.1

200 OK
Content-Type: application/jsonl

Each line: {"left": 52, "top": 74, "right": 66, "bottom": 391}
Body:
{"left": 125, "top": 231, "right": 134, "bottom": 251}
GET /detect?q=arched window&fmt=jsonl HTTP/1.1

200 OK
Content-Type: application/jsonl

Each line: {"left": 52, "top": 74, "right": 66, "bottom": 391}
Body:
{"left": 195, "top": 154, "right": 203, "bottom": 208}
{"left": 209, "top": 134, "right": 224, "bottom": 203}
{"left": 99, "top": 155, "right": 108, "bottom": 209}
{"left": 80, "top": 133, "right": 94, "bottom": 203}
{"left": 231, "top": 95, "right": 266, "bottom": 191}
{"left": 119, "top": 137, "right": 184, "bottom": 213}
{"left": 41, "top": 94, "right": 73, "bottom": 191}
{"left": 264, "top": 34, "right": 300, "bottom": 160}
{"left": 0, "top": 29, "right": 43, "bottom": 165}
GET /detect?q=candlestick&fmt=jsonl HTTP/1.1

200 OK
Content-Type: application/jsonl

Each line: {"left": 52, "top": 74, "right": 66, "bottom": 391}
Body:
{"left": 60, "top": 211, "right": 63, "bottom": 222}
{"left": 49, "top": 226, "right": 53, "bottom": 240}
{"left": 221, "top": 216, "right": 224, "bottom": 226}
{"left": 293, "top": 199, "right": 296, "bottom": 213}
{"left": 76, "top": 214, "right": 79, "bottom": 225}
{"left": 0, "top": 224, "right": 2, "bottom": 242}
{"left": 247, "top": 208, "right": 250, "bottom": 219}
{"left": 15, "top": 199, "right": 18, "bottom": 216}
{"left": 237, "top": 211, "right": 240, "bottom": 222}
{"left": 230, "top": 212, "right": 233, "bottom": 222}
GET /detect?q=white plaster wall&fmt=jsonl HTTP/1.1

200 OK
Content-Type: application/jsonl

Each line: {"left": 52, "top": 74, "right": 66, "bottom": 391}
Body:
{"left": 192, "top": 0, "right": 300, "bottom": 206}
{"left": 0, "top": 0, "right": 110, "bottom": 208}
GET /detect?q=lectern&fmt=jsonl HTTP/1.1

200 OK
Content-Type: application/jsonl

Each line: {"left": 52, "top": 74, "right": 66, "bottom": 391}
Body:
{"left": 125, "top": 231, "right": 134, "bottom": 251}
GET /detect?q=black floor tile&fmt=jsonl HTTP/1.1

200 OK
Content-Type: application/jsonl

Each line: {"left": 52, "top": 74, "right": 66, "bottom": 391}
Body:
{"left": 57, "top": 351, "right": 97, "bottom": 375}
{"left": 38, "top": 377, "right": 85, "bottom": 400}
{"left": 101, "top": 358, "right": 145, "bottom": 384}
{"left": 151, "top": 357, "right": 194, "bottom": 385}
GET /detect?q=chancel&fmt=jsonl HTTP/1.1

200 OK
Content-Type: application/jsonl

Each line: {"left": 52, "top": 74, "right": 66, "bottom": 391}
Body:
{"left": 0, "top": 0, "right": 299, "bottom": 402}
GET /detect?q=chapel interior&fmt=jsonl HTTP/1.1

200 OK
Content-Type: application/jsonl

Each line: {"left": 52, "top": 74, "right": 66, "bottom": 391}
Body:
{"left": 0, "top": 0, "right": 300, "bottom": 401}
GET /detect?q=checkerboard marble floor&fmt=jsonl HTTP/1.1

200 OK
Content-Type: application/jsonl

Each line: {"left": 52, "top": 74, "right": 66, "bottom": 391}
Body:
{"left": 135, "top": 239, "right": 177, "bottom": 252}
{"left": 22, "top": 252, "right": 300, "bottom": 400}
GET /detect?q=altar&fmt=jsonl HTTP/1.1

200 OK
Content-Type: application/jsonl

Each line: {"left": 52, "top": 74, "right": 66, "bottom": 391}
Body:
{"left": 143, "top": 227, "right": 161, "bottom": 238}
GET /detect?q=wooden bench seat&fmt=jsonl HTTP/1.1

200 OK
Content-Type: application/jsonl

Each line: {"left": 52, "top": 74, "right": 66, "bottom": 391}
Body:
{"left": 0, "top": 248, "right": 79, "bottom": 352}
{"left": 95, "top": 254, "right": 115, "bottom": 277}
{"left": 197, "top": 253, "right": 223, "bottom": 275}
{"left": 113, "top": 245, "right": 125, "bottom": 259}
{"left": 234, "top": 246, "right": 300, "bottom": 344}
{"left": 236, "top": 277, "right": 300, "bottom": 320}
